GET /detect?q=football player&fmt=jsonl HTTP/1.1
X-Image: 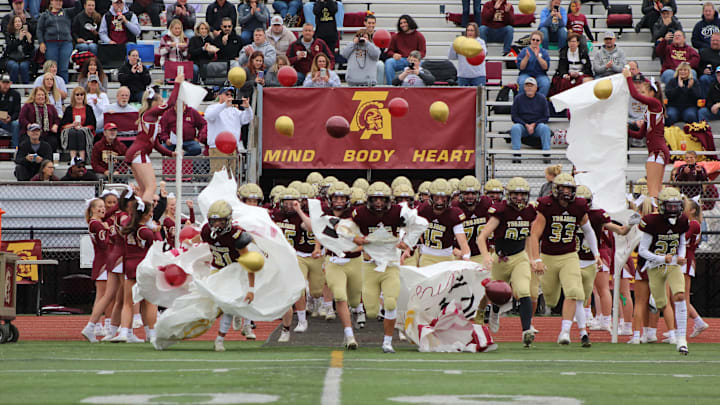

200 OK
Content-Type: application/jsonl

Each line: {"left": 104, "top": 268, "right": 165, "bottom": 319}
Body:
{"left": 529, "top": 173, "right": 600, "bottom": 347}
{"left": 638, "top": 187, "right": 690, "bottom": 354}
{"left": 351, "top": 182, "right": 412, "bottom": 353}
{"left": 391, "top": 176, "right": 412, "bottom": 191}
{"left": 484, "top": 179, "right": 504, "bottom": 204}
{"left": 417, "top": 181, "right": 432, "bottom": 204}
{"left": 352, "top": 178, "right": 370, "bottom": 192}
{"left": 453, "top": 176, "right": 492, "bottom": 263}
{"left": 201, "top": 200, "right": 256, "bottom": 352}
{"left": 350, "top": 187, "right": 367, "bottom": 207}
{"left": 306, "top": 172, "right": 324, "bottom": 190}
{"left": 417, "top": 178, "right": 471, "bottom": 266}
{"left": 479, "top": 177, "right": 537, "bottom": 347}
{"left": 238, "top": 183, "right": 264, "bottom": 207}
{"left": 392, "top": 183, "right": 415, "bottom": 208}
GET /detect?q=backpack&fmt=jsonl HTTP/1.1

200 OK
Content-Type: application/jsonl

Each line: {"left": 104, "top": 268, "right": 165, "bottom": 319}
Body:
{"left": 505, "top": 45, "right": 523, "bottom": 69}
{"left": 421, "top": 59, "right": 457, "bottom": 86}
{"left": 491, "top": 85, "right": 517, "bottom": 115}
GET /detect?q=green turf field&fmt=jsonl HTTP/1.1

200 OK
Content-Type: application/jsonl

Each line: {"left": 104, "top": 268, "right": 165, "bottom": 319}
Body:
{"left": 1, "top": 342, "right": 719, "bottom": 404}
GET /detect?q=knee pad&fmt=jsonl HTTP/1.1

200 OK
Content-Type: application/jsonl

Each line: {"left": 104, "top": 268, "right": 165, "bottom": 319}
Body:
{"left": 383, "top": 296, "right": 397, "bottom": 312}
{"left": 384, "top": 308, "right": 397, "bottom": 320}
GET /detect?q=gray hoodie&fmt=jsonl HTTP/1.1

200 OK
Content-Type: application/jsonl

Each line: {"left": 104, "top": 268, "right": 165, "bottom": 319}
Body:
{"left": 592, "top": 45, "right": 626, "bottom": 78}
{"left": 340, "top": 41, "right": 381, "bottom": 86}
{"left": 234, "top": 40, "right": 277, "bottom": 70}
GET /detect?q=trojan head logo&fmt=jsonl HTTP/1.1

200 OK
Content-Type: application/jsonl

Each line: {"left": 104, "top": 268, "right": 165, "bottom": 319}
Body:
{"left": 350, "top": 91, "right": 393, "bottom": 140}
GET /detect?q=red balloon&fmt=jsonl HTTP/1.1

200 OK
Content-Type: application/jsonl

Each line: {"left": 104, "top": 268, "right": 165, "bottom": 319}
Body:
{"left": 482, "top": 279, "right": 512, "bottom": 305}
{"left": 373, "top": 29, "right": 391, "bottom": 48}
{"left": 278, "top": 66, "right": 298, "bottom": 87}
{"left": 161, "top": 264, "right": 187, "bottom": 288}
{"left": 215, "top": 131, "right": 236, "bottom": 154}
{"left": 179, "top": 225, "right": 199, "bottom": 243}
{"left": 466, "top": 51, "right": 486, "bottom": 66}
{"left": 325, "top": 115, "right": 350, "bottom": 138}
{"left": 388, "top": 97, "right": 409, "bottom": 117}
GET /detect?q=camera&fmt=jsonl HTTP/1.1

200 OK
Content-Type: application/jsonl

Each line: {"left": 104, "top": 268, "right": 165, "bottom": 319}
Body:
{"left": 359, "top": 37, "right": 366, "bottom": 44}
{"left": 410, "top": 62, "right": 417, "bottom": 70}
{"left": 554, "top": 5, "right": 559, "bottom": 11}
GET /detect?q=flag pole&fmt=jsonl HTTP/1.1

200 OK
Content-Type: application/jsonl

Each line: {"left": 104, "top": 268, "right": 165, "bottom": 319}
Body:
{"left": 174, "top": 66, "right": 184, "bottom": 249}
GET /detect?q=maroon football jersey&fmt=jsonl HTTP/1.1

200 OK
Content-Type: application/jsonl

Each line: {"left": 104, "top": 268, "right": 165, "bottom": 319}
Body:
{"left": 490, "top": 200, "right": 537, "bottom": 257}
{"left": 536, "top": 196, "right": 590, "bottom": 255}
{"left": 637, "top": 213, "right": 690, "bottom": 268}
{"left": 201, "top": 223, "right": 249, "bottom": 269}
{"left": 352, "top": 204, "right": 404, "bottom": 237}
{"left": 417, "top": 204, "right": 466, "bottom": 250}
{"left": 323, "top": 206, "right": 361, "bottom": 258}
{"left": 576, "top": 208, "right": 611, "bottom": 261}
{"left": 271, "top": 209, "right": 316, "bottom": 254}
{"left": 452, "top": 196, "right": 493, "bottom": 256}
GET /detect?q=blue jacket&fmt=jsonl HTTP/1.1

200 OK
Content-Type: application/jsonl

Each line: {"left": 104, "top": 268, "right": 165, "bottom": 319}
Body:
{"left": 539, "top": 6, "right": 567, "bottom": 30}
{"left": 516, "top": 47, "right": 550, "bottom": 78}
{"left": 692, "top": 12, "right": 720, "bottom": 50}
{"left": 511, "top": 93, "right": 549, "bottom": 126}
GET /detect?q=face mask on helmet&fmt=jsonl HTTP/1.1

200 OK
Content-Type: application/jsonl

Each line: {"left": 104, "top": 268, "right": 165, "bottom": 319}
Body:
{"left": 395, "top": 196, "right": 413, "bottom": 206}
{"left": 486, "top": 191, "right": 503, "bottom": 204}
{"left": 432, "top": 195, "right": 449, "bottom": 210}
{"left": 331, "top": 195, "right": 349, "bottom": 211}
{"left": 662, "top": 200, "right": 683, "bottom": 224}
{"left": 553, "top": 185, "right": 576, "bottom": 202}
{"left": 281, "top": 199, "right": 297, "bottom": 214}
{"left": 209, "top": 218, "right": 230, "bottom": 238}
{"left": 461, "top": 191, "right": 478, "bottom": 206}
{"left": 509, "top": 192, "right": 529, "bottom": 210}
{"left": 242, "top": 197, "right": 261, "bottom": 207}
{"left": 369, "top": 196, "right": 390, "bottom": 212}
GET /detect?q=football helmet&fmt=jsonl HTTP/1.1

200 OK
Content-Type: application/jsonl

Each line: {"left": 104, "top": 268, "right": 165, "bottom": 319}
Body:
{"left": 417, "top": 181, "right": 432, "bottom": 202}
{"left": 350, "top": 187, "right": 367, "bottom": 206}
{"left": 429, "top": 178, "right": 452, "bottom": 210}
{"left": 448, "top": 178, "right": 460, "bottom": 193}
{"left": 306, "top": 172, "right": 324, "bottom": 187}
{"left": 296, "top": 182, "right": 316, "bottom": 199}
{"left": 552, "top": 173, "right": 576, "bottom": 202}
{"left": 633, "top": 177, "right": 648, "bottom": 198}
{"left": 279, "top": 187, "right": 300, "bottom": 215}
{"left": 208, "top": 200, "right": 233, "bottom": 238}
{"left": 270, "top": 185, "right": 287, "bottom": 205}
{"left": 367, "top": 181, "right": 392, "bottom": 212}
{"left": 506, "top": 177, "right": 530, "bottom": 210}
{"left": 321, "top": 176, "right": 339, "bottom": 196}
{"left": 658, "top": 187, "right": 683, "bottom": 224}
{"left": 327, "top": 181, "right": 351, "bottom": 211}
{"left": 288, "top": 180, "right": 303, "bottom": 191}
{"left": 458, "top": 176, "right": 481, "bottom": 206}
{"left": 392, "top": 183, "right": 414, "bottom": 206}
{"left": 391, "top": 176, "right": 412, "bottom": 190}
{"left": 352, "top": 178, "right": 370, "bottom": 191}
{"left": 484, "top": 178, "right": 504, "bottom": 203}
{"left": 575, "top": 185, "right": 593, "bottom": 203}
{"left": 239, "top": 183, "right": 264, "bottom": 206}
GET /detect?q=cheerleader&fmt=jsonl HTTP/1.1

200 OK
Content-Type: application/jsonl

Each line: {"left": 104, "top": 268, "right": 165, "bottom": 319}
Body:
{"left": 683, "top": 196, "right": 709, "bottom": 338}
{"left": 124, "top": 75, "right": 183, "bottom": 205}
{"left": 80, "top": 198, "right": 109, "bottom": 342}
{"left": 161, "top": 195, "right": 195, "bottom": 249}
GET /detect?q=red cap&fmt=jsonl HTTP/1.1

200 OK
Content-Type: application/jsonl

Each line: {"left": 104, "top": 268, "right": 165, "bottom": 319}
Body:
{"left": 104, "top": 122, "right": 118, "bottom": 130}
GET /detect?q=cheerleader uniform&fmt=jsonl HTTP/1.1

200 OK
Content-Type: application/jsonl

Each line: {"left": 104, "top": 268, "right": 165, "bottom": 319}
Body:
{"left": 124, "top": 82, "right": 180, "bottom": 164}
{"left": 88, "top": 218, "right": 109, "bottom": 281}
{"left": 626, "top": 76, "right": 671, "bottom": 165}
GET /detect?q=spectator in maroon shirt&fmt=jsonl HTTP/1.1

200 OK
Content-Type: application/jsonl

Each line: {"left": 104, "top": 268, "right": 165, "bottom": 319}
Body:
{"left": 91, "top": 122, "right": 128, "bottom": 179}
{"left": 384, "top": 15, "right": 426, "bottom": 85}
{"left": 158, "top": 105, "right": 207, "bottom": 156}
{"left": 479, "top": 0, "right": 514, "bottom": 55}
{"left": 286, "top": 23, "right": 334, "bottom": 84}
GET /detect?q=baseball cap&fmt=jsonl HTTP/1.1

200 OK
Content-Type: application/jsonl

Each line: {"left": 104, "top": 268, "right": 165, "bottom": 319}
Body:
{"left": 524, "top": 77, "right": 537, "bottom": 86}
{"left": 661, "top": 6, "right": 672, "bottom": 12}
{"left": 1, "top": 74, "right": 10, "bottom": 82}
{"left": 88, "top": 74, "right": 100, "bottom": 82}
{"left": 271, "top": 15, "right": 283, "bottom": 25}
{"left": 12, "top": 0, "right": 23, "bottom": 4}
{"left": 28, "top": 123, "right": 41, "bottom": 131}
{"left": 603, "top": 31, "right": 615, "bottom": 39}
{"left": 72, "top": 156, "right": 85, "bottom": 166}
{"left": 220, "top": 86, "right": 235, "bottom": 95}
{"left": 104, "top": 122, "right": 118, "bottom": 130}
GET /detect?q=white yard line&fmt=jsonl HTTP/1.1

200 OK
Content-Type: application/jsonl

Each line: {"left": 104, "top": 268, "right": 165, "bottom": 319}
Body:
{"left": 321, "top": 351, "right": 344, "bottom": 405}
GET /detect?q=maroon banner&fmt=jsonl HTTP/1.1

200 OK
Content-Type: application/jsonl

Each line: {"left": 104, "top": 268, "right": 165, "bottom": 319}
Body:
{"left": 262, "top": 88, "right": 477, "bottom": 169}
{"left": 104, "top": 112, "right": 139, "bottom": 142}
{"left": 0, "top": 240, "right": 42, "bottom": 282}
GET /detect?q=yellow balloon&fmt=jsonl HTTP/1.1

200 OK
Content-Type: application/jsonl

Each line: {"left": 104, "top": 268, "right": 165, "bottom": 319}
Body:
{"left": 452, "top": 36, "right": 467, "bottom": 55}
{"left": 275, "top": 115, "right": 294, "bottom": 137}
{"left": 593, "top": 79, "right": 613, "bottom": 100}
{"left": 228, "top": 66, "right": 247, "bottom": 88}
{"left": 429, "top": 101, "right": 450, "bottom": 124}
{"left": 462, "top": 39, "right": 483, "bottom": 58}
{"left": 237, "top": 251, "right": 265, "bottom": 273}
{"left": 518, "top": 0, "right": 537, "bottom": 15}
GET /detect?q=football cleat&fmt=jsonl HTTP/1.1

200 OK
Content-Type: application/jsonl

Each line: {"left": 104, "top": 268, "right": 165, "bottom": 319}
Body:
{"left": 278, "top": 329, "right": 291, "bottom": 343}
{"left": 311, "top": 308, "right": 320, "bottom": 318}
{"left": 581, "top": 334, "right": 592, "bottom": 348}
{"left": 627, "top": 336, "right": 641, "bottom": 344}
{"left": 676, "top": 338, "right": 689, "bottom": 355}
{"left": 382, "top": 342, "right": 396, "bottom": 354}
{"left": 81, "top": 325, "right": 98, "bottom": 343}
{"left": 522, "top": 330, "right": 535, "bottom": 348}
{"left": 325, "top": 308, "right": 336, "bottom": 321}
{"left": 488, "top": 307, "right": 500, "bottom": 333}
{"left": 214, "top": 339, "right": 226, "bottom": 352}
{"left": 690, "top": 321, "right": 709, "bottom": 338}
{"left": 398, "top": 330, "right": 408, "bottom": 342}
{"left": 232, "top": 316, "right": 243, "bottom": 331}
{"left": 484, "top": 343, "right": 499, "bottom": 352}
{"left": 241, "top": 324, "right": 256, "bottom": 340}
{"left": 344, "top": 335, "right": 358, "bottom": 350}
{"left": 293, "top": 320, "right": 308, "bottom": 333}
{"left": 557, "top": 331, "right": 571, "bottom": 345}
{"left": 127, "top": 334, "right": 144, "bottom": 343}
{"left": 356, "top": 312, "right": 366, "bottom": 329}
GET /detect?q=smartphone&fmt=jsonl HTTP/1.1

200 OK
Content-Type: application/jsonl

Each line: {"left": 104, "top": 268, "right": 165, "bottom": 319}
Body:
{"left": 74, "top": 115, "right": 81, "bottom": 124}
{"left": 257, "top": 71, "right": 264, "bottom": 79}
{"left": 320, "top": 68, "right": 327, "bottom": 77}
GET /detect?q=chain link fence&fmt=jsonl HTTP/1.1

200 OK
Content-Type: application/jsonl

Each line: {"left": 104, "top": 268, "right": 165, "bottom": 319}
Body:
{"left": 107, "top": 154, "right": 249, "bottom": 185}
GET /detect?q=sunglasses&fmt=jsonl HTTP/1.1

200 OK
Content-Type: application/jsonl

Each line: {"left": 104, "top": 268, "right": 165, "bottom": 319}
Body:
{"left": 531, "top": 38, "right": 541, "bottom": 42}
{"left": 222, "top": 25, "right": 232, "bottom": 28}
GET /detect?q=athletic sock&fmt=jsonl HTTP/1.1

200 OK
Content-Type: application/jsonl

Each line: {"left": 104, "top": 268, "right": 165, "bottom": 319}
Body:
{"left": 575, "top": 301, "right": 587, "bottom": 332}
{"left": 323, "top": 301, "right": 332, "bottom": 309}
{"left": 104, "top": 319, "right": 111, "bottom": 330}
{"left": 561, "top": 320, "right": 572, "bottom": 334}
{"left": 144, "top": 326, "right": 150, "bottom": 337}
{"left": 314, "top": 298, "right": 322, "bottom": 309}
{"left": 584, "top": 307, "right": 592, "bottom": 320}
{"left": 356, "top": 303, "right": 364, "bottom": 313}
{"left": 219, "top": 314, "right": 232, "bottom": 334}
{"left": 148, "top": 329, "right": 156, "bottom": 341}
{"left": 133, "top": 313, "right": 141, "bottom": 326}
{"left": 694, "top": 315, "right": 704, "bottom": 325}
{"left": 215, "top": 335, "right": 224, "bottom": 342}
{"left": 674, "top": 300, "right": 688, "bottom": 338}
{"left": 602, "top": 315, "right": 611, "bottom": 328}
{"left": 648, "top": 327, "right": 657, "bottom": 337}
{"left": 518, "top": 297, "right": 533, "bottom": 331}
{"left": 117, "top": 327, "right": 129, "bottom": 337}
{"left": 85, "top": 322, "right": 96, "bottom": 329}
{"left": 667, "top": 329, "right": 676, "bottom": 339}
{"left": 297, "top": 310, "right": 307, "bottom": 323}
{"left": 343, "top": 327, "right": 353, "bottom": 338}
{"left": 643, "top": 326, "right": 649, "bottom": 336}
{"left": 633, "top": 330, "right": 640, "bottom": 339}
{"left": 623, "top": 321, "right": 632, "bottom": 330}
{"left": 107, "top": 325, "right": 118, "bottom": 337}
{"left": 383, "top": 335, "right": 392, "bottom": 345}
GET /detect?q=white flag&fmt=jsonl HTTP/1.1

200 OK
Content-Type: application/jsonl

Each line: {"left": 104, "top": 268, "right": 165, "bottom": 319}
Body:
{"left": 179, "top": 81, "right": 208, "bottom": 110}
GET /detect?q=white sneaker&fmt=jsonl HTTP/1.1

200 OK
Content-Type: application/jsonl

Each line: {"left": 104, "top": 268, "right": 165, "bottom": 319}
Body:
{"left": 382, "top": 342, "right": 395, "bottom": 353}
{"left": 398, "top": 330, "right": 407, "bottom": 342}
{"left": 488, "top": 307, "right": 500, "bottom": 333}
{"left": 645, "top": 334, "right": 658, "bottom": 344}
{"left": 127, "top": 334, "right": 144, "bottom": 343}
{"left": 588, "top": 319, "right": 604, "bottom": 331}
{"left": 356, "top": 312, "right": 366, "bottom": 329}
{"left": 627, "top": 336, "right": 641, "bottom": 344}
{"left": 278, "top": 329, "right": 291, "bottom": 343}
{"left": 232, "top": 316, "right": 243, "bottom": 331}
{"left": 690, "top": 321, "right": 709, "bottom": 338}
{"left": 132, "top": 317, "right": 143, "bottom": 329}
{"left": 95, "top": 324, "right": 105, "bottom": 336}
{"left": 110, "top": 334, "right": 128, "bottom": 343}
{"left": 81, "top": 325, "right": 97, "bottom": 343}
{"left": 619, "top": 325, "right": 633, "bottom": 336}
{"left": 484, "top": 343, "right": 499, "bottom": 352}
{"left": 676, "top": 338, "right": 689, "bottom": 355}
{"left": 344, "top": 335, "right": 358, "bottom": 350}
{"left": 662, "top": 335, "right": 677, "bottom": 345}
{"left": 530, "top": 325, "right": 539, "bottom": 334}
{"left": 214, "top": 339, "right": 225, "bottom": 352}
{"left": 293, "top": 320, "right": 308, "bottom": 333}
{"left": 662, "top": 331, "right": 671, "bottom": 338}
{"left": 325, "top": 308, "right": 336, "bottom": 321}
{"left": 241, "top": 324, "right": 256, "bottom": 340}
{"left": 318, "top": 306, "right": 328, "bottom": 318}
{"left": 557, "top": 331, "right": 571, "bottom": 345}
{"left": 101, "top": 332, "right": 116, "bottom": 342}
{"left": 522, "top": 330, "right": 535, "bottom": 348}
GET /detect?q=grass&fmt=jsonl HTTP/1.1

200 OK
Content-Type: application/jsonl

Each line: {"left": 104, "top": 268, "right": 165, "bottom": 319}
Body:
{"left": 1, "top": 341, "right": 719, "bottom": 404}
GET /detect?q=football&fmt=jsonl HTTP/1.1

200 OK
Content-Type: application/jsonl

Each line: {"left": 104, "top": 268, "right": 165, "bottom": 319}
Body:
{"left": 484, "top": 280, "right": 512, "bottom": 305}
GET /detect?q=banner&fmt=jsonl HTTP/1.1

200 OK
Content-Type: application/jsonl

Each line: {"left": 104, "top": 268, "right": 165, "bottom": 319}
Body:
{"left": 104, "top": 111, "right": 139, "bottom": 141}
{"left": 262, "top": 88, "right": 478, "bottom": 169}
{"left": 1, "top": 240, "right": 42, "bottom": 282}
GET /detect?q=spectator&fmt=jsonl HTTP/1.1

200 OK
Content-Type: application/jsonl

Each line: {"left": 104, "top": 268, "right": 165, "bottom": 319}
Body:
{"left": 665, "top": 62, "right": 701, "bottom": 125}
{"left": 168, "top": 0, "right": 196, "bottom": 38}
{"left": 592, "top": 31, "right": 626, "bottom": 78}
{"left": 129, "top": 0, "right": 162, "bottom": 30}
{"left": 214, "top": 16, "right": 242, "bottom": 61}
{"left": 266, "top": 15, "right": 296, "bottom": 55}
{"left": 237, "top": 0, "right": 270, "bottom": 47}
{"left": 551, "top": 33, "right": 592, "bottom": 95}
{"left": 384, "top": 15, "right": 426, "bottom": 85}
{"left": 651, "top": 6, "right": 682, "bottom": 44}
{"left": 39, "top": 72, "right": 64, "bottom": 119}
{"left": 264, "top": 54, "right": 289, "bottom": 87}
{"left": 273, "top": 0, "right": 302, "bottom": 27}
{"left": 2, "top": 0, "right": 37, "bottom": 37}
{"left": 32, "top": 60, "right": 68, "bottom": 99}
{"left": 479, "top": 0, "right": 514, "bottom": 56}
{"left": 2, "top": 15, "right": 34, "bottom": 84}
{"left": 189, "top": 22, "right": 219, "bottom": 84}
{"left": 303, "top": 1, "right": 344, "bottom": 28}
{"left": 205, "top": 87, "right": 253, "bottom": 173}
{"left": 698, "top": 66, "right": 720, "bottom": 122}
{"left": 37, "top": 0, "right": 74, "bottom": 82}
{"left": 86, "top": 75, "right": 109, "bottom": 133}
{"left": 61, "top": 156, "right": 98, "bottom": 181}
{"left": 105, "top": 86, "right": 138, "bottom": 113}
{"left": 99, "top": 0, "right": 140, "bottom": 44}
{"left": 30, "top": 159, "right": 59, "bottom": 181}
{"left": 567, "top": 0, "right": 593, "bottom": 46}
{"left": 77, "top": 57, "right": 109, "bottom": 92}
{"left": 510, "top": 77, "right": 551, "bottom": 157}
{"left": 628, "top": 62, "right": 648, "bottom": 133}
{"left": 238, "top": 51, "right": 265, "bottom": 98}
{"left": 14, "top": 123, "right": 52, "bottom": 181}
{"left": 235, "top": 28, "right": 276, "bottom": 69}
{"left": 304, "top": 52, "right": 342, "bottom": 87}
{"left": 60, "top": 87, "right": 96, "bottom": 160}
{"left": 26, "top": 0, "right": 42, "bottom": 20}
{"left": 539, "top": 164, "right": 563, "bottom": 197}
{"left": 0, "top": 75, "right": 21, "bottom": 147}
{"left": 118, "top": 49, "right": 152, "bottom": 102}
{"left": 448, "top": 23, "right": 487, "bottom": 86}
{"left": 159, "top": 18, "right": 189, "bottom": 67}
{"left": 516, "top": 31, "right": 551, "bottom": 96}
{"left": 461, "top": 0, "right": 481, "bottom": 27}
{"left": 692, "top": 2, "right": 720, "bottom": 51}
{"left": 656, "top": 31, "right": 700, "bottom": 84}
{"left": 698, "top": 33, "right": 720, "bottom": 94}
{"left": 341, "top": 28, "right": 381, "bottom": 87}
{"left": 287, "top": 23, "right": 334, "bottom": 84}
{"left": 391, "top": 50, "right": 434, "bottom": 87}
{"left": 91, "top": 122, "right": 127, "bottom": 179}
{"left": 636, "top": 0, "right": 677, "bottom": 33}
{"left": 158, "top": 105, "right": 207, "bottom": 157}
{"left": 313, "top": 0, "right": 339, "bottom": 53}
{"left": 94, "top": 0, "right": 112, "bottom": 16}
{"left": 206, "top": 0, "right": 237, "bottom": 36}
{"left": 72, "top": 0, "right": 101, "bottom": 55}
{"left": 363, "top": 14, "right": 386, "bottom": 85}
{"left": 539, "top": 0, "right": 568, "bottom": 50}
{"left": 674, "top": 151, "right": 708, "bottom": 197}
{"left": 19, "top": 87, "right": 60, "bottom": 150}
